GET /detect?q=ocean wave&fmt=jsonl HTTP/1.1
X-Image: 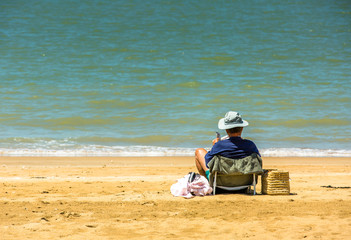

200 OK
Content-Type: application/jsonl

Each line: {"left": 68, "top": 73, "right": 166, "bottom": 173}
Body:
{"left": 260, "top": 148, "right": 351, "bottom": 157}
{"left": 0, "top": 146, "right": 196, "bottom": 157}
{"left": 0, "top": 145, "right": 350, "bottom": 157}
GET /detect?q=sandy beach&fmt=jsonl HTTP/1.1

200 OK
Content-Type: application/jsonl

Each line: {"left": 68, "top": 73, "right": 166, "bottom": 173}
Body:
{"left": 1, "top": 156, "right": 350, "bottom": 239}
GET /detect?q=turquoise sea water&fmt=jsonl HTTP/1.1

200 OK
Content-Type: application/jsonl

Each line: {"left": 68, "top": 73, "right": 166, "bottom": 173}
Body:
{"left": 1, "top": 0, "right": 351, "bottom": 156}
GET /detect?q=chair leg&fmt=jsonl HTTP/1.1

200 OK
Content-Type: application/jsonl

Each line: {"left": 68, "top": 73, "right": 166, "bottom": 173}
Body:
{"left": 213, "top": 172, "right": 217, "bottom": 195}
{"left": 253, "top": 173, "right": 256, "bottom": 195}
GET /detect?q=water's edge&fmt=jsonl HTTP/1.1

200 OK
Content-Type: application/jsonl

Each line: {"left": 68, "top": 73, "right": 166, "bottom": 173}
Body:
{"left": 1, "top": 146, "right": 350, "bottom": 157}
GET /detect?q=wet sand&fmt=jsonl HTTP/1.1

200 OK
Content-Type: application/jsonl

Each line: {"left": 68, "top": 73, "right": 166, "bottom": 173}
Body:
{"left": 1, "top": 156, "right": 351, "bottom": 239}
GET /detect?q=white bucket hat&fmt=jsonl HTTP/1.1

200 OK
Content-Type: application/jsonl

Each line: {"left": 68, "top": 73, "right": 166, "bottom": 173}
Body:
{"left": 218, "top": 111, "right": 249, "bottom": 130}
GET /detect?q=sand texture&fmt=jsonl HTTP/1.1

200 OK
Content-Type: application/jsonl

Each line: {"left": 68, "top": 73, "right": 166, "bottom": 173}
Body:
{"left": 1, "top": 156, "right": 351, "bottom": 239}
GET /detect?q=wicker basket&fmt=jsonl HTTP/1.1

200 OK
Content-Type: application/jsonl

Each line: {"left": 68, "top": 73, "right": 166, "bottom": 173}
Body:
{"left": 262, "top": 169, "right": 290, "bottom": 195}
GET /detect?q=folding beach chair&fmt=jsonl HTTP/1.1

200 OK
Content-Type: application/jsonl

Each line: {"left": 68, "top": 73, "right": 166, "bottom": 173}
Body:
{"left": 212, "top": 172, "right": 258, "bottom": 195}
{"left": 208, "top": 153, "right": 263, "bottom": 195}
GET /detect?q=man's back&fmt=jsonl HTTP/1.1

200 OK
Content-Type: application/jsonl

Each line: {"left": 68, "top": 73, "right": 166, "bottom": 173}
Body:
{"left": 205, "top": 136, "right": 260, "bottom": 167}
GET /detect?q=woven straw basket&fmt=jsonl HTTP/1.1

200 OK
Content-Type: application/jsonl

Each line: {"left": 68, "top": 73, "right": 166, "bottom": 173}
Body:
{"left": 262, "top": 169, "right": 290, "bottom": 195}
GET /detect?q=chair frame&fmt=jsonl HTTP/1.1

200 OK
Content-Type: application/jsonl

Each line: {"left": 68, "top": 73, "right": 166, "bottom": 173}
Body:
{"left": 212, "top": 172, "right": 257, "bottom": 195}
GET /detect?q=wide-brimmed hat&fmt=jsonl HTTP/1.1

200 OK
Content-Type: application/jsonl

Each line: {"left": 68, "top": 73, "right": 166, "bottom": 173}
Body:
{"left": 218, "top": 111, "right": 249, "bottom": 129}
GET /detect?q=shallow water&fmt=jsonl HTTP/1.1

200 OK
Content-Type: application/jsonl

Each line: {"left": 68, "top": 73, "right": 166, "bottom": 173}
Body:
{"left": 1, "top": 0, "right": 350, "bottom": 156}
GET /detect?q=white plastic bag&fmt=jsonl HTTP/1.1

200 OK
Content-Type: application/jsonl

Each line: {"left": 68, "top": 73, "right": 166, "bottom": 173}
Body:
{"left": 170, "top": 173, "right": 212, "bottom": 198}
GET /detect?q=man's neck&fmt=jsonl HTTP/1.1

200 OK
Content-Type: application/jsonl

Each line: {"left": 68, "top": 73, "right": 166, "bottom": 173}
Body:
{"left": 228, "top": 133, "right": 241, "bottom": 138}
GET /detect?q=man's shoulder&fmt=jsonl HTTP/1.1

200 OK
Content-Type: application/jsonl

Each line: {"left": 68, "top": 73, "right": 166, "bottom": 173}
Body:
{"left": 241, "top": 138, "right": 258, "bottom": 148}
{"left": 241, "top": 138, "right": 255, "bottom": 143}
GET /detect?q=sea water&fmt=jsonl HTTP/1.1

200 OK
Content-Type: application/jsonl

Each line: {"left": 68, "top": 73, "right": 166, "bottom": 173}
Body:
{"left": 1, "top": 0, "right": 350, "bottom": 157}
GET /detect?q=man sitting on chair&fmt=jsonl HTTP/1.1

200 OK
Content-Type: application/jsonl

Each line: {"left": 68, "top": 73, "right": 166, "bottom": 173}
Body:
{"left": 195, "top": 111, "right": 261, "bottom": 180}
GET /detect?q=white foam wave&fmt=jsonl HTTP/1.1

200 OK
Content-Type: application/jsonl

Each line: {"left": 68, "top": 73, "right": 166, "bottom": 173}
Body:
{"left": 260, "top": 148, "right": 351, "bottom": 157}
{"left": 0, "top": 146, "right": 351, "bottom": 157}
{"left": 0, "top": 146, "right": 196, "bottom": 157}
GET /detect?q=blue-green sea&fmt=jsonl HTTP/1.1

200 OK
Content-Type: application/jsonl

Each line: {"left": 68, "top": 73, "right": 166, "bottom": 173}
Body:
{"left": 1, "top": 0, "right": 351, "bottom": 157}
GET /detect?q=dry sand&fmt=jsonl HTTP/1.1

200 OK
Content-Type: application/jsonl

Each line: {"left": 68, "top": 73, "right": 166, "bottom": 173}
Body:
{"left": 1, "top": 156, "right": 351, "bottom": 239}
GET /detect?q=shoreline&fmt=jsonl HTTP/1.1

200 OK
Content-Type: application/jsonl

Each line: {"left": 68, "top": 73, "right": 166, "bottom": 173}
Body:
{"left": 1, "top": 146, "right": 351, "bottom": 158}
{"left": 2, "top": 156, "right": 351, "bottom": 166}
{"left": 1, "top": 156, "right": 351, "bottom": 239}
